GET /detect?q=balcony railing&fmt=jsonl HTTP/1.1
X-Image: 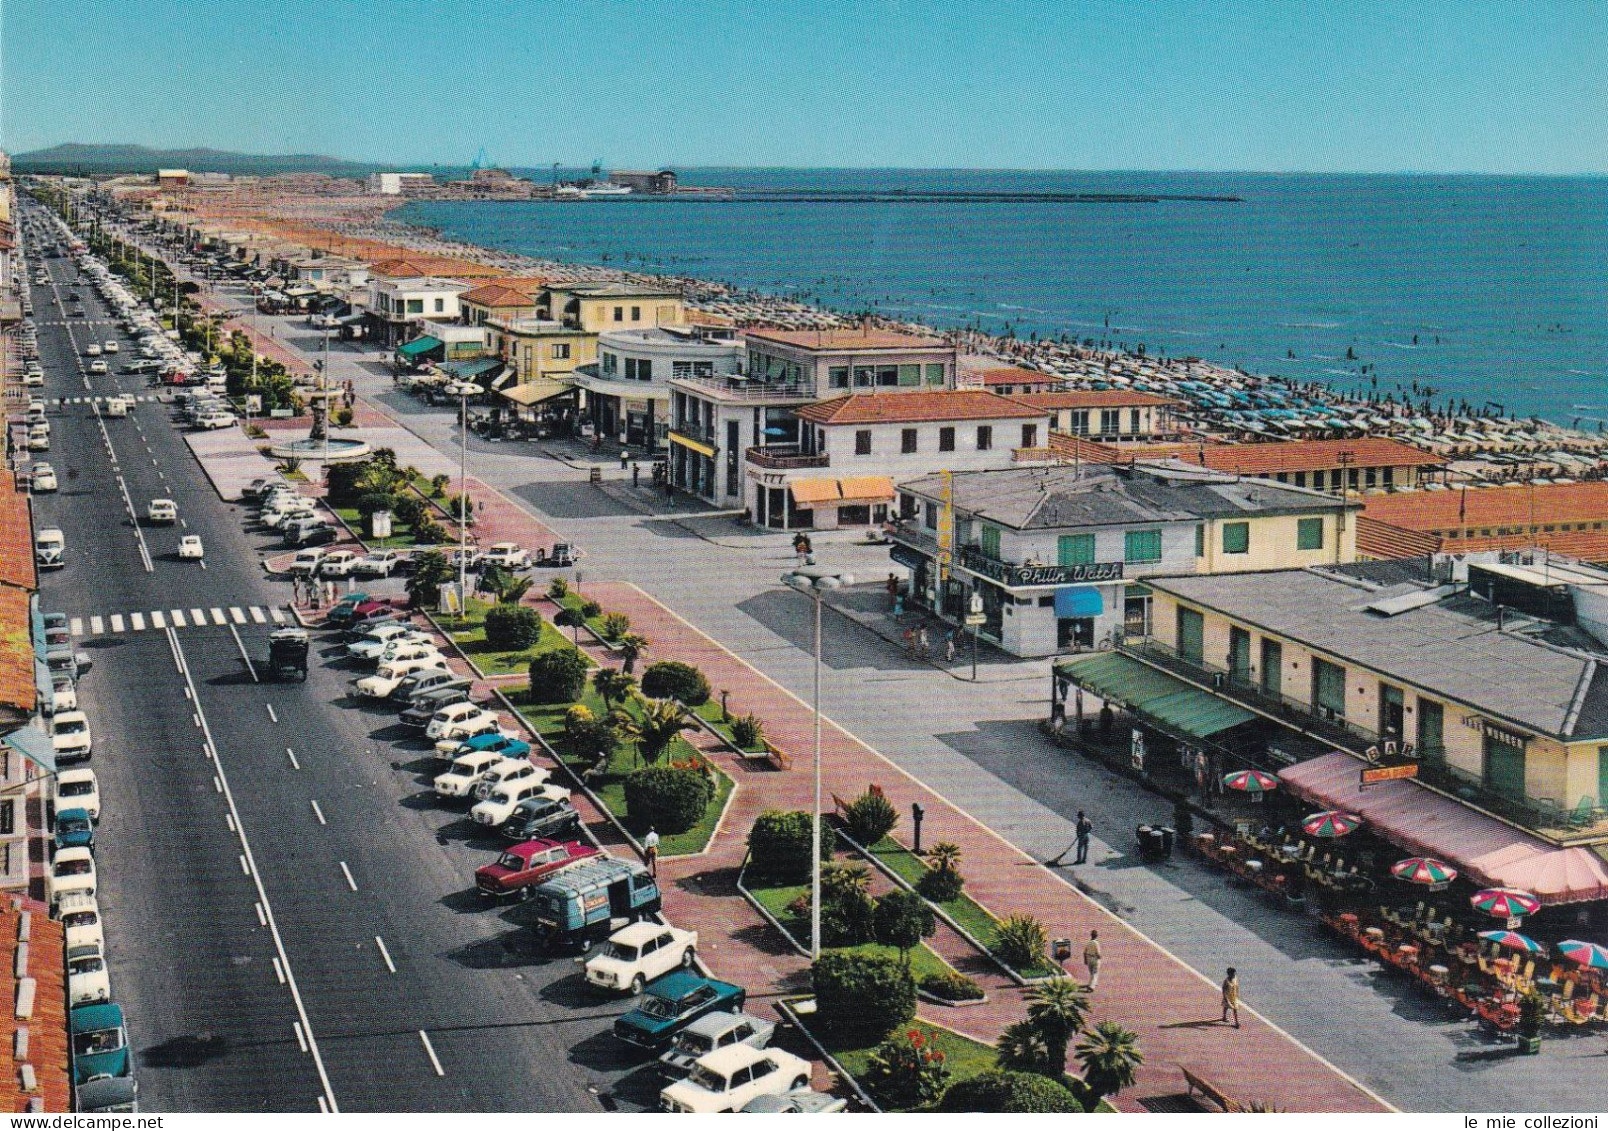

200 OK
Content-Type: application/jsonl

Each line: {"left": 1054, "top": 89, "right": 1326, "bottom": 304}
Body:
{"left": 669, "top": 374, "right": 817, "bottom": 401}
{"left": 671, "top": 425, "right": 717, "bottom": 448}
{"left": 745, "top": 444, "right": 829, "bottom": 470}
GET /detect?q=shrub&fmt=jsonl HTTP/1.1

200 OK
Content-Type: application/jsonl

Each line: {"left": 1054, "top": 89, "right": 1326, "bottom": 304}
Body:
{"left": 599, "top": 611, "right": 631, "bottom": 641}
{"left": 811, "top": 950, "right": 915, "bottom": 1042}
{"left": 1074, "top": 1021, "right": 1144, "bottom": 1103}
{"left": 874, "top": 889, "right": 935, "bottom": 963}
{"left": 333, "top": 406, "right": 354, "bottom": 427}
{"left": 748, "top": 809, "right": 833, "bottom": 882}
{"left": 790, "top": 862, "right": 876, "bottom": 947}
{"left": 730, "top": 713, "right": 765, "bottom": 750}
{"left": 994, "top": 914, "right": 1049, "bottom": 971}
{"left": 430, "top": 473, "right": 451, "bottom": 498}
{"left": 842, "top": 787, "right": 899, "bottom": 846}
{"left": 864, "top": 1028, "right": 951, "bottom": 1111}
{"left": 325, "top": 460, "right": 367, "bottom": 504}
{"left": 623, "top": 765, "right": 713, "bottom": 835}
{"left": 391, "top": 493, "right": 426, "bottom": 528}
{"left": 919, "top": 970, "right": 984, "bottom": 1003}
{"left": 553, "top": 606, "right": 584, "bottom": 628}
{"left": 577, "top": 597, "right": 602, "bottom": 619}
{"left": 547, "top": 577, "right": 569, "bottom": 600}
{"left": 938, "top": 1070, "right": 1083, "bottom": 1113}
{"left": 412, "top": 518, "right": 449, "bottom": 545}
{"left": 564, "top": 706, "right": 619, "bottom": 765}
{"left": 528, "top": 648, "right": 589, "bottom": 704}
{"left": 485, "top": 605, "right": 541, "bottom": 651}
{"left": 917, "top": 864, "right": 965, "bottom": 903}
{"left": 640, "top": 661, "right": 711, "bottom": 706}
{"left": 355, "top": 491, "right": 396, "bottom": 518}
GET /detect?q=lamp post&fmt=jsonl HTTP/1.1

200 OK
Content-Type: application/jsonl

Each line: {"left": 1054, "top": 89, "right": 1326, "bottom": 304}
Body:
{"left": 780, "top": 564, "right": 854, "bottom": 959}
{"left": 448, "top": 381, "right": 475, "bottom": 613}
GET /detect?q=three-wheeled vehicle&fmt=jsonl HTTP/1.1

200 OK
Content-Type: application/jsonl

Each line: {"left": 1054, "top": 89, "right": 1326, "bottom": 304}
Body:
{"left": 267, "top": 627, "right": 309, "bottom": 681}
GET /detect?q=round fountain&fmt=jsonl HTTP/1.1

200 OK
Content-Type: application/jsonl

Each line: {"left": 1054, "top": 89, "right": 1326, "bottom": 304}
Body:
{"left": 269, "top": 389, "right": 370, "bottom": 462}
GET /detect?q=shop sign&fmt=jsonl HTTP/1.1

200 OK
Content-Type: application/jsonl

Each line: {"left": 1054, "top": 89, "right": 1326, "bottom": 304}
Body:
{"left": 1359, "top": 763, "right": 1417, "bottom": 788}
{"left": 1461, "top": 714, "right": 1527, "bottom": 749}
{"left": 967, "top": 558, "right": 1124, "bottom": 587}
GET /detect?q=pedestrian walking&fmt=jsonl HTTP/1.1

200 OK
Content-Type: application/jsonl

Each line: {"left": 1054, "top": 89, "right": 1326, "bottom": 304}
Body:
{"left": 944, "top": 631, "right": 956, "bottom": 664}
{"left": 632, "top": 463, "right": 640, "bottom": 489}
{"left": 1074, "top": 810, "right": 1093, "bottom": 864}
{"left": 643, "top": 827, "right": 660, "bottom": 876}
{"left": 903, "top": 627, "right": 916, "bottom": 656}
{"left": 1083, "top": 930, "right": 1102, "bottom": 990}
{"left": 885, "top": 573, "right": 899, "bottom": 607}
{"left": 325, "top": 580, "right": 336, "bottom": 606}
{"left": 292, "top": 576, "right": 303, "bottom": 605}
{"left": 1221, "top": 968, "right": 1241, "bottom": 1027}
{"left": 915, "top": 626, "right": 929, "bottom": 659}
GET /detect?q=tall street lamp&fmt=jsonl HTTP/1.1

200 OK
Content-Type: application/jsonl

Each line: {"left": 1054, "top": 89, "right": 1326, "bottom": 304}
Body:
{"left": 780, "top": 564, "right": 854, "bottom": 959}
{"left": 448, "top": 381, "right": 477, "bottom": 611}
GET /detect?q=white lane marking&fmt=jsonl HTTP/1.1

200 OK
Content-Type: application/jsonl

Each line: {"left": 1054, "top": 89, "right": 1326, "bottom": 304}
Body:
{"left": 419, "top": 1031, "right": 444, "bottom": 1077}
{"left": 228, "top": 624, "right": 259, "bottom": 683}
{"left": 130, "top": 612, "right": 146, "bottom": 631}
{"left": 255, "top": 902, "right": 267, "bottom": 927}
{"left": 318, "top": 1097, "right": 329, "bottom": 1114}
{"left": 210, "top": 607, "right": 225, "bottom": 625}
{"left": 339, "top": 861, "right": 357, "bottom": 892}
{"left": 230, "top": 606, "right": 246, "bottom": 625}
{"left": 190, "top": 607, "right": 205, "bottom": 625}
{"left": 272, "top": 956, "right": 286, "bottom": 985}
{"left": 150, "top": 611, "right": 166, "bottom": 629}
{"left": 169, "top": 630, "right": 339, "bottom": 1111}
{"left": 270, "top": 607, "right": 286, "bottom": 624}
{"left": 294, "top": 1022, "right": 308, "bottom": 1054}
{"left": 375, "top": 936, "right": 396, "bottom": 974}
{"left": 239, "top": 854, "right": 250, "bottom": 875}
{"left": 192, "top": 713, "right": 202, "bottom": 728}
{"left": 200, "top": 560, "right": 207, "bottom": 571}
{"left": 286, "top": 747, "right": 300, "bottom": 770}
{"left": 170, "top": 609, "right": 186, "bottom": 627}
{"left": 224, "top": 812, "right": 234, "bottom": 832}
{"left": 69, "top": 617, "right": 83, "bottom": 637}
{"left": 109, "top": 614, "right": 125, "bottom": 633}
{"left": 249, "top": 606, "right": 267, "bottom": 624}
{"left": 89, "top": 616, "right": 103, "bottom": 635}
{"left": 266, "top": 703, "right": 278, "bottom": 723}
{"left": 183, "top": 687, "right": 191, "bottom": 701}
{"left": 310, "top": 799, "right": 326, "bottom": 826}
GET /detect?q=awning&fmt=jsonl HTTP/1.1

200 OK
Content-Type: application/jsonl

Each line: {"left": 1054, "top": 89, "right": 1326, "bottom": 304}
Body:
{"left": 1054, "top": 586, "right": 1104, "bottom": 618}
{"left": 491, "top": 368, "right": 518, "bottom": 390}
{"left": 669, "top": 432, "right": 716, "bottom": 458}
{"left": 789, "top": 478, "right": 841, "bottom": 507}
{"left": 397, "top": 336, "right": 443, "bottom": 358}
{"left": 835, "top": 476, "right": 896, "bottom": 506}
{"left": 1278, "top": 752, "right": 1608, "bottom": 905}
{"left": 338, "top": 313, "right": 367, "bottom": 326}
{"left": 441, "top": 358, "right": 504, "bottom": 382}
{"left": 1057, "top": 651, "right": 1257, "bottom": 740}
{"left": 500, "top": 379, "right": 573, "bottom": 407}
{"left": 890, "top": 543, "right": 928, "bottom": 571}
{"left": 3, "top": 723, "right": 54, "bottom": 776}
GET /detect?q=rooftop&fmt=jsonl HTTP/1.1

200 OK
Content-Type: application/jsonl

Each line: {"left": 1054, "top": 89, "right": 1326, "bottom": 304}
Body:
{"left": 0, "top": 474, "right": 36, "bottom": 592}
{"left": 900, "top": 461, "right": 1349, "bottom": 531}
{"left": 968, "top": 366, "right": 1063, "bottom": 387}
{"left": 1013, "top": 389, "right": 1182, "bottom": 409}
{"left": 548, "top": 281, "right": 682, "bottom": 299}
{"left": 459, "top": 283, "right": 540, "bottom": 309}
{"left": 746, "top": 327, "right": 950, "bottom": 352}
{"left": 1363, "top": 481, "right": 1608, "bottom": 531}
{"left": 1147, "top": 568, "right": 1608, "bottom": 741}
{"left": 0, "top": 897, "right": 68, "bottom": 1113}
{"left": 795, "top": 390, "right": 1046, "bottom": 426}
{"left": 597, "top": 325, "right": 742, "bottom": 350}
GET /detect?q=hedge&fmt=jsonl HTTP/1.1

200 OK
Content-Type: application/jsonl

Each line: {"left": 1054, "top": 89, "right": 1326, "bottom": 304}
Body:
{"left": 937, "top": 1071, "right": 1083, "bottom": 1113}
{"left": 622, "top": 765, "right": 714, "bottom": 835}
{"left": 748, "top": 809, "right": 834, "bottom": 882}
{"left": 485, "top": 605, "right": 542, "bottom": 651}
{"left": 528, "top": 648, "right": 589, "bottom": 704}
{"left": 811, "top": 950, "right": 915, "bottom": 1043}
{"left": 640, "top": 660, "right": 711, "bottom": 706}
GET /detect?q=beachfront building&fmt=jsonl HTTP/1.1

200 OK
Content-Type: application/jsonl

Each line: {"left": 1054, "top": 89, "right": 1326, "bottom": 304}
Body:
{"left": 1059, "top": 562, "right": 1608, "bottom": 907}
{"left": 459, "top": 281, "right": 541, "bottom": 327}
{"left": 1048, "top": 434, "right": 1447, "bottom": 493}
{"left": 890, "top": 462, "right": 1355, "bottom": 657}
{"left": 957, "top": 364, "right": 1065, "bottom": 395}
{"left": 395, "top": 321, "right": 490, "bottom": 369}
{"left": 365, "top": 276, "right": 470, "bottom": 347}
{"left": 538, "top": 282, "right": 686, "bottom": 333}
{"left": 1019, "top": 389, "right": 1183, "bottom": 441}
{"left": 367, "top": 172, "right": 435, "bottom": 195}
{"left": 666, "top": 327, "right": 960, "bottom": 520}
{"left": 1357, "top": 481, "right": 1608, "bottom": 564}
{"left": 570, "top": 324, "right": 743, "bottom": 451}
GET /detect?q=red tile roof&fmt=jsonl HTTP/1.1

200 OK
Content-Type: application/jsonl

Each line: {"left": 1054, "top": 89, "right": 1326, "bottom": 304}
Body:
{"left": 460, "top": 283, "right": 539, "bottom": 309}
{"left": 366, "top": 256, "right": 504, "bottom": 279}
{"left": 968, "top": 366, "right": 1061, "bottom": 388}
{"left": 746, "top": 328, "right": 950, "bottom": 352}
{"left": 0, "top": 898, "right": 69, "bottom": 1113}
{"left": 794, "top": 391, "right": 1050, "bottom": 425}
{"left": 0, "top": 587, "right": 34, "bottom": 720}
{"left": 1014, "top": 389, "right": 1182, "bottom": 409}
{"left": 0, "top": 474, "right": 36, "bottom": 592}
{"left": 1046, "top": 434, "right": 1444, "bottom": 475}
{"left": 1362, "top": 481, "right": 1608, "bottom": 531}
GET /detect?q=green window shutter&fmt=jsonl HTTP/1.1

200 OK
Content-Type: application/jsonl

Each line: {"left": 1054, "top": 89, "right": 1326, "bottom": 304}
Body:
{"left": 980, "top": 525, "right": 1001, "bottom": 560}
{"left": 1177, "top": 607, "right": 1204, "bottom": 664}
{"left": 925, "top": 363, "right": 946, "bottom": 385}
{"left": 1223, "top": 521, "right": 1250, "bottom": 555}
{"left": 1058, "top": 534, "right": 1094, "bottom": 567}
{"left": 898, "top": 364, "right": 921, "bottom": 386}
{"left": 1313, "top": 659, "right": 1347, "bottom": 717}
{"left": 1124, "top": 529, "right": 1161, "bottom": 563}
{"left": 1297, "top": 517, "right": 1324, "bottom": 551}
{"left": 1195, "top": 523, "right": 1205, "bottom": 557}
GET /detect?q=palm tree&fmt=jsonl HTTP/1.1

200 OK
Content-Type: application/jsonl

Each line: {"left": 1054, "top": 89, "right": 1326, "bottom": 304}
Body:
{"left": 1025, "top": 977, "right": 1090, "bottom": 1075}
{"left": 405, "top": 551, "right": 452, "bottom": 608}
{"left": 1074, "top": 1021, "right": 1143, "bottom": 1103}
{"left": 594, "top": 669, "right": 636, "bottom": 710}
{"left": 498, "top": 576, "right": 534, "bottom": 606}
{"left": 620, "top": 697, "right": 694, "bottom": 765}
{"left": 616, "top": 633, "right": 649, "bottom": 675}
{"left": 928, "top": 841, "right": 962, "bottom": 873}
{"left": 995, "top": 1019, "right": 1056, "bottom": 1076}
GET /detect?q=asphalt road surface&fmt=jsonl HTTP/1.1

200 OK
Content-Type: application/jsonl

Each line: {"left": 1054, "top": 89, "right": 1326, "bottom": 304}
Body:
{"left": 22, "top": 204, "right": 656, "bottom": 1113}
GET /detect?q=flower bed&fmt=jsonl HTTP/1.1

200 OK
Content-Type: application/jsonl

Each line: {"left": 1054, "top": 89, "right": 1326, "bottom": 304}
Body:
{"left": 439, "top": 597, "right": 579, "bottom": 677}
{"left": 692, "top": 699, "right": 770, "bottom": 754}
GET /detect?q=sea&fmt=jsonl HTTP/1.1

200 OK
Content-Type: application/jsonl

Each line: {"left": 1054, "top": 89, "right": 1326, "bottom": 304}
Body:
{"left": 397, "top": 168, "right": 1608, "bottom": 426}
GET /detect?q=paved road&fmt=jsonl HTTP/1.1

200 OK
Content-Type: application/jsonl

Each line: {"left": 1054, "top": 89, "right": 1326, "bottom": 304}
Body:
{"left": 22, "top": 205, "right": 658, "bottom": 1113}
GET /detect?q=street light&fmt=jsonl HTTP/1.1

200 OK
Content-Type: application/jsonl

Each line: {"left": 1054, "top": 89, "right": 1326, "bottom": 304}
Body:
{"left": 780, "top": 564, "right": 854, "bottom": 959}
{"left": 448, "top": 381, "right": 478, "bottom": 612}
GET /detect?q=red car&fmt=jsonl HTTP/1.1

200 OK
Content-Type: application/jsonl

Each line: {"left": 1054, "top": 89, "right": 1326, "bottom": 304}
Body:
{"left": 475, "top": 839, "right": 600, "bottom": 900}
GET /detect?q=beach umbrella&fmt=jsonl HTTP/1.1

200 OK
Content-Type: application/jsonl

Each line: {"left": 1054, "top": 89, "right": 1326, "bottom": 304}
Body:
{"left": 1470, "top": 888, "right": 1541, "bottom": 919}
{"left": 1478, "top": 930, "right": 1546, "bottom": 954}
{"left": 1556, "top": 941, "right": 1608, "bottom": 971}
{"left": 1222, "top": 769, "right": 1278, "bottom": 794}
{"left": 1390, "top": 857, "right": 1458, "bottom": 886}
{"left": 1302, "top": 810, "right": 1362, "bottom": 838}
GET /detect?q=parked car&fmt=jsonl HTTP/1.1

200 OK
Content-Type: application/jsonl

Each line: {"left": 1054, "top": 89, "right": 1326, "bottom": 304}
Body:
{"left": 741, "top": 1090, "right": 847, "bottom": 1114}
{"left": 470, "top": 778, "right": 569, "bottom": 828}
{"left": 660, "top": 1012, "right": 777, "bottom": 1081}
{"left": 341, "top": 603, "right": 405, "bottom": 637}
{"left": 35, "top": 527, "right": 65, "bottom": 568}
{"left": 371, "top": 640, "right": 444, "bottom": 672}
{"left": 347, "top": 622, "right": 425, "bottom": 661}
{"left": 532, "top": 858, "right": 662, "bottom": 952}
{"left": 52, "top": 807, "right": 96, "bottom": 853}
{"left": 56, "top": 893, "right": 104, "bottom": 952}
{"left": 286, "top": 523, "right": 338, "bottom": 548}
{"left": 195, "top": 410, "right": 237, "bottom": 430}
{"left": 67, "top": 943, "right": 111, "bottom": 1006}
{"left": 48, "top": 846, "right": 97, "bottom": 906}
{"left": 51, "top": 710, "right": 93, "bottom": 763}
{"left": 70, "top": 1003, "right": 129, "bottom": 1085}
{"left": 392, "top": 669, "right": 472, "bottom": 706}
{"left": 178, "top": 535, "right": 204, "bottom": 560}
{"left": 287, "top": 549, "right": 326, "bottom": 577}
{"left": 426, "top": 702, "right": 499, "bottom": 743}
{"left": 354, "top": 658, "right": 448, "bottom": 699}
{"left": 353, "top": 550, "right": 405, "bottom": 577}
{"left": 659, "top": 1045, "right": 812, "bottom": 1114}
{"left": 76, "top": 1076, "right": 138, "bottom": 1113}
{"left": 477, "top": 542, "right": 530, "bottom": 570}
{"left": 50, "top": 680, "right": 78, "bottom": 715}
{"left": 30, "top": 462, "right": 57, "bottom": 492}
{"left": 500, "top": 796, "right": 582, "bottom": 842}
{"left": 399, "top": 686, "right": 471, "bottom": 728}
{"left": 443, "top": 730, "right": 531, "bottom": 766}
{"left": 586, "top": 922, "right": 698, "bottom": 995}
{"left": 613, "top": 970, "right": 744, "bottom": 1051}
{"left": 474, "top": 838, "right": 600, "bottom": 901}
{"left": 317, "top": 550, "right": 361, "bottom": 578}
{"left": 322, "top": 592, "right": 374, "bottom": 627}
{"left": 433, "top": 750, "right": 514, "bottom": 800}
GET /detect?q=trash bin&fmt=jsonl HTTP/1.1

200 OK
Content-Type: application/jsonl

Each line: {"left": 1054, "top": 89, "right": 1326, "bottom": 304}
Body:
{"left": 1053, "top": 938, "right": 1072, "bottom": 962}
{"left": 1158, "top": 826, "right": 1176, "bottom": 859}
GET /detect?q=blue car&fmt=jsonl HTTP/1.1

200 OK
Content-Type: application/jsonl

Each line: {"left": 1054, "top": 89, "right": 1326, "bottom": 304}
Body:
{"left": 614, "top": 971, "right": 745, "bottom": 1051}
{"left": 71, "top": 1003, "right": 129, "bottom": 1084}
{"left": 53, "top": 807, "right": 95, "bottom": 853}
{"left": 460, "top": 732, "right": 532, "bottom": 761}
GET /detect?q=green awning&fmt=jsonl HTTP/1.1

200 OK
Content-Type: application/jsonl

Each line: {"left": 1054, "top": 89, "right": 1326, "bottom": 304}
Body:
{"left": 397, "top": 335, "right": 443, "bottom": 358}
{"left": 3, "top": 723, "right": 54, "bottom": 776}
{"left": 1056, "top": 651, "right": 1256, "bottom": 740}
{"left": 441, "top": 358, "right": 503, "bottom": 381}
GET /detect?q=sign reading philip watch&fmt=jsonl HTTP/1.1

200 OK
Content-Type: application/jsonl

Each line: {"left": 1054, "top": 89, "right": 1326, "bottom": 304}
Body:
{"left": 969, "top": 559, "right": 1124, "bottom": 587}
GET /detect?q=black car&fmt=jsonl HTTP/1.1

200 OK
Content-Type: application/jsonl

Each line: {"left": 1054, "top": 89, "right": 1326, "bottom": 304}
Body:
{"left": 393, "top": 670, "right": 473, "bottom": 705}
{"left": 500, "top": 797, "right": 582, "bottom": 842}
{"left": 286, "top": 524, "right": 337, "bottom": 548}
{"left": 399, "top": 686, "right": 471, "bottom": 727}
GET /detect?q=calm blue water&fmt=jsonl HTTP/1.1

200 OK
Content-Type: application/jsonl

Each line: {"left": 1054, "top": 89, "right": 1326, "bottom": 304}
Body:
{"left": 398, "top": 169, "right": 1608, "bottom": 425}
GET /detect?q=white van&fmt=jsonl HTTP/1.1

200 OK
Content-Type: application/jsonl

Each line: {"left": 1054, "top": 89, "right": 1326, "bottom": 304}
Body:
{"left": 103, "top": 396, "right": 129, "bottom": 418}
{"left": 35, "top": 528, "right": 65, "bottom": 569}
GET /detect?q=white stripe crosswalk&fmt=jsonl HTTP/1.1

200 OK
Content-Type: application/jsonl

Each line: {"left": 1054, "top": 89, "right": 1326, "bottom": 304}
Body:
{"left": 66, "top": 605, "right": 288, "bottom": 637}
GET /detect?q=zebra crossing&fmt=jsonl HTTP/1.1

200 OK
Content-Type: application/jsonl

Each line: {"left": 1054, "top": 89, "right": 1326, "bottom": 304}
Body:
{"left": 41, "top": 395, "right": 164, "bottom": 407}
{"left": 70, "top": 604, "right": 288, "bottom": 637}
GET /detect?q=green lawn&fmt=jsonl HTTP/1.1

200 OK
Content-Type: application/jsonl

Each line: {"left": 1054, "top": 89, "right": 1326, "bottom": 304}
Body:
{"left": 331, "top": 504, "right": 415, "bottom": 550}
{"left": 439, "top": 597, "right": 580, "bottom": 677}
{"left": 552, "top": 591, "right": 616, "bottom": 639}
{"left": 868, "top": 836, "right": 1059, "bottom": 980}
{"left": 820, "top": 1020, "right": 998, "bottom": 1112}
{"left": 693, "top": 698, "right": 769, "bottom": 753}
{"left": 743, "top": 873, "right": 957, "bottom": 982}
{"left": 513, "top": 681, "right": 733, "bottom": 856}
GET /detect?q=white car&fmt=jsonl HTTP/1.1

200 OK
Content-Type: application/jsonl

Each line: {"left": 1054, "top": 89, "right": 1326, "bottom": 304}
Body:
{"left": 178, "top": 535, "right": 204, "bottom": 560}
{"left": 147, "top": 498, "right": 177, "bottom": 524}
{"left": 477, "top": 543, "right": 530, "bottom": 570}
{"left": 317, "top": 550, "right": 361, "bottom": 577}
{"left": 431, "top": 715, "right": 507, "bottom": 757}
{"left": 47, "top": 846, "right": 97, "bottom": 906}
{"left": 352, "top": 550, "right": 403, "bottom": 577}
{"left": 35, "top": 528, "right": 65, "bottom": 569}
{"left": 371, "top": 640, "right": 443, "bottom": 671}
{"left": 433, "top": 750, "right": 514, "bottom": 800}
{"left": 585, "top": 923, "right": 698, "bottom": 994}
{"left": 355, "top": 658, "right": 448, "bottom": 699}
{"left": 83, "top": 343, "right": 101, "bottom": 357}
{"left": 51, "top": 681, "right": 78, "bottom": 714}
{"left": 196, "top": 410, "right": 238, "bottom": 430}
{"left": 425, "top": 702, "right": 499, "bottom": 742}
{"left": 102, "top": 340, "right": 118, "bottom": 353}
{"left": 264, "top": 501, "right": 318, "bottom": 528}
{"left": 56, "top": 892, "right": 104, "bottom": 951}
{"left": 659, "top": 1045, "right": 813, "bottom": 1114}
{"left": 27, "top": 428, "right": 50, "bottom": 452}
{"left": 346, "top": 623, "right": 425, "bottom": 661}
{"left": 470, "top": 780, "right": 571, "bottom": 828}
{"left": 67, "top": 943, "right": 111, "bottom": 1006}
{"left": 54, "top": 768, "right": 100, "bottom": 821}
{"left": 23, "top": 370, "right": 44, "bottom": 387}
{"left": 51, "top": 710, "right": 92, "bottom": 763}
{"left": 470, "top": 758, "right": 544, "bottom": 801}
{"left": 31, "top": 463, "right": 57, "bottom": 492}
{"left": 287, "top": 548, "right": 325, "bottom": 576}
{"left": 87, "top": 360, "right": 108, "bottom": 375}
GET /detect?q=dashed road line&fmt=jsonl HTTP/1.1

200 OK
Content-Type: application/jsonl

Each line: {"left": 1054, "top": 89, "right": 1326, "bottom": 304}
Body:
{"left": 310, "top": 799, "right": 325, "bottom": 826}
{"left": 375, "top": 937, "right": 396, "bottom": 974}
{"left": 286, "top": 747, "right": 300, "bottom": 771}
{"left": 339, "top": 862, "right": 357, "bottom": 892}
{"left": 419, "top": 1031, "right": 444, "bottom": 1077}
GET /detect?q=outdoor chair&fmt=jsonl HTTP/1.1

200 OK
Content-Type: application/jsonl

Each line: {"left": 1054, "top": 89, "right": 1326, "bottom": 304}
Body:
{"left": 1567, "top": 796, "right": 1597, "bottom": 829}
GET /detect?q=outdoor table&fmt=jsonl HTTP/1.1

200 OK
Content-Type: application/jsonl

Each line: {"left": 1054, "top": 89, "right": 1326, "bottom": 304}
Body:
{"left": 1245, "top": 859, "right": 1264, "bottom": 875}
{"left": 1398, "top": 945, "right": 1419, "bottom": 963}
{"left": 1364, "top": 927, "right": 1384, "bottom": 941}
{"left": 1429, "top": 964, "right": 1449, "bottom": 981}
{"left": 1280, "top": 844, "right": 1302, "bottom": 859}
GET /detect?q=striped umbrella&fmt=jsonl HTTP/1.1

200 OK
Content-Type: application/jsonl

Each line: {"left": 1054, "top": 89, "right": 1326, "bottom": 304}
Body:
{"left": 1478, "top": 929, "right": 1547, "bottom": 954}
{"left": 1302, "top": 810, "right": 1362, "bottom": 838}
{"left": 1557, "top": 940, "right": 1608, "bottom": 970}
{"left": 1391, "top": 857, "right": 1458, "bottom": 886}
{"left": 1222, "top": 769, "right": 1279, "bottom": 793}
{"left": 1470, "top": 888, "right": 1541, "bottom": 919}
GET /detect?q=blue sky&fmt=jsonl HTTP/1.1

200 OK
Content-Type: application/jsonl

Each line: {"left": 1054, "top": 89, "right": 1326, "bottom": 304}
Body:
{"left": 3, "top": 0, "right": 1605, "bottom": 173}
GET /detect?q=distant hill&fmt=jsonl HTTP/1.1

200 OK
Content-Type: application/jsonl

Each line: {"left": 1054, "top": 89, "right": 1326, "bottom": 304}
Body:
{"left": 10, "top": 144, "right": 383, "bottom": 178}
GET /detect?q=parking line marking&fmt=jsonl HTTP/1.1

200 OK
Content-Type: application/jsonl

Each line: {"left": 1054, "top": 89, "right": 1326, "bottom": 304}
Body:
{"left": 375, "top": 936, "right": 396, "bottom": 974}
{"left": 339, "top": 861, "right": 357, "bottom": 892}
{"left": 272, "top": 956, "right": 286, "bottom": 985}
{"left": 170, "top": 609, "right": 186, "bottom": 627}
{"left": 266, "top": 704, "right": 277, "bottom": 723}
{"left": 310, "top": 800, "right": 326, "bottom": 826}
{"left": 150, "top": 611, "right": 166, "bottom": 629}
{"left": 210, "top": 607, "right": 225, "bottom": 625}
{"left": 230, "top": 606, "right": 246, "bottom": 625}
{"left": 239, "top": 854, "right": 250, "bottom": 875}
{"left": 224, "top": 812, "right": 234, "bottom": 832}
{"left": 190, "top": 607, "right": 205, "bottom": 625}
{"left": 130, "top": 612, "right": 146, "bottom": 631}
{"left": 213, "top": 776, "right": 222, "bottom": 793}
{"left": 255, "top": 902, "right": 266, "bottom": 927}
{"left": 294, "top": 1022, "right": 308, "bottom": 1054}
{"left": 69, "top": 617, "right": 83, "bottom": 636}
{"left": 109, "top": 614, "right": 125, "bottom": 633}
{"left": 286, "top": 747, "right": 300, "bottom": 770}
{"left": 270, "top": 607, "right": 286, "bottom": 624}
{"left": 89, "top": 616, "right": 103, "bottom": 635}
{"left": 250, "top": 606, "right": 267, "bottom": 624}
{"left": 419, "top": 1031, "right": 444, "bottom": 1077}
